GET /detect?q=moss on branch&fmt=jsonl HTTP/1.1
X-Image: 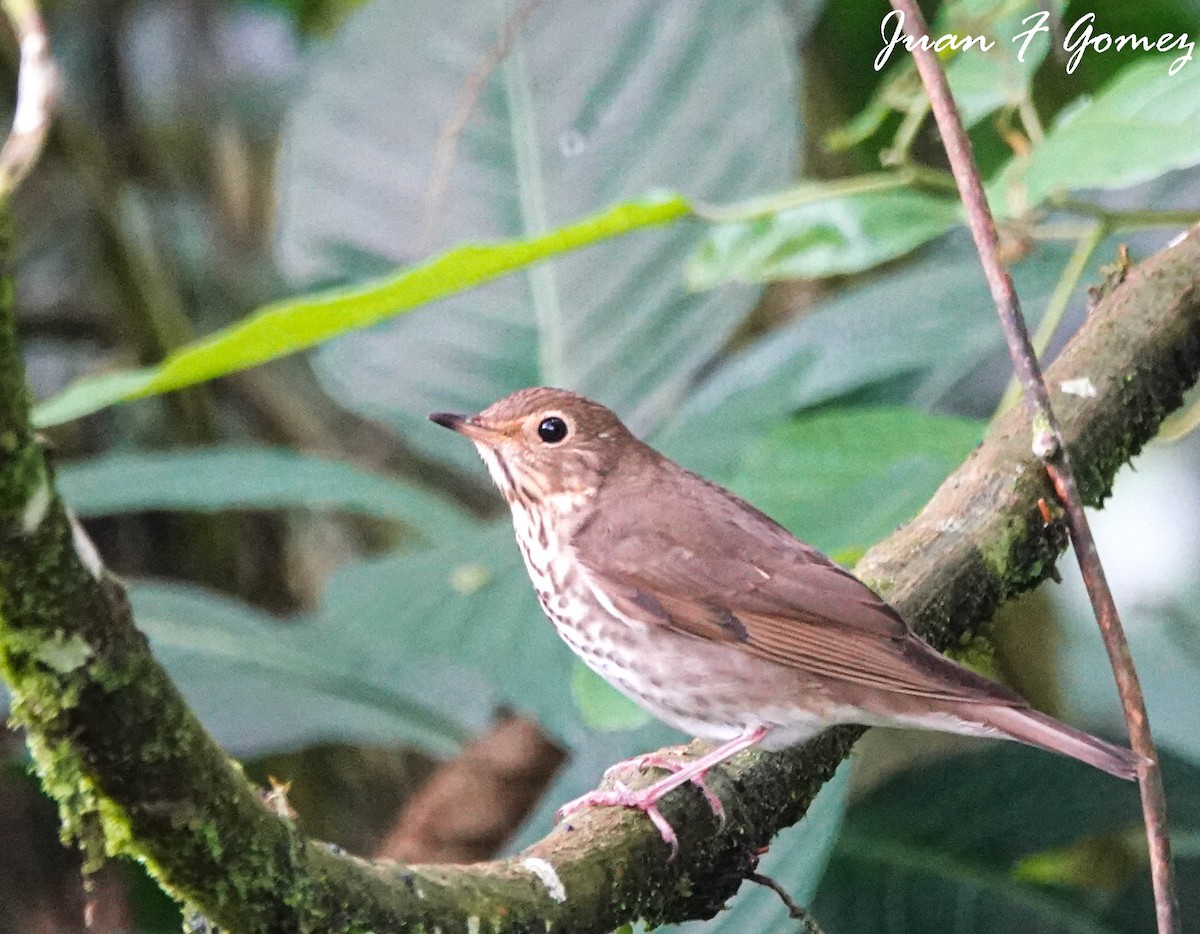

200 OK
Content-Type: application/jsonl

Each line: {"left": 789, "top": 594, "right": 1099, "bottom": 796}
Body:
{"left": 1, "top": 226, "right": 1199, "bottom": 932}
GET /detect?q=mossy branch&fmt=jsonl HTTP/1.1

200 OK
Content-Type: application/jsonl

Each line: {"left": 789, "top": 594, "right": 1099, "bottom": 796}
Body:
{"left": 1, "top": 224, "right": 1198, "bottom": 930}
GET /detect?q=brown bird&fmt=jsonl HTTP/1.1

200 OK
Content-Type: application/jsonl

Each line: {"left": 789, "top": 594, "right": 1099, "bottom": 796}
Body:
{"left": 430, "top": 387, "right": 1136, "bottom": 851}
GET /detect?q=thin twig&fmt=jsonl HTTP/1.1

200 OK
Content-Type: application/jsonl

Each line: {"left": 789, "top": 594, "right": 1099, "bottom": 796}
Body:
{"left": 887, "top": 3, "right": 1178, "bottom": 932}
{"left": 745, "top": 873, "right": 826, "bottom": 933}
{"left": 417, "top": 0, "right": 544, "bottom": 253}
{"left": 0, "top": 0, "right": 56, "bottom": 199}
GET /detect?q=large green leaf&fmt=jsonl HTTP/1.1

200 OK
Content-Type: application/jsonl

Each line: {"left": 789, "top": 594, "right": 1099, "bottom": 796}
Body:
{"left": 276, "top": 0, "right": 802, "bottom": 472}
{"left": 813, "top": 746, "right": 1200, "bottom": 933}
{"left": 31, "top": 195, "right": 689, "bottom": 428}
{"left": 687, "top": 190, "right": 960, "bottom": 288}
{"left": 126, "top": 583, "right": 473, "bottom": 757}
{"left": 656, "top": 233, "right": 1072, "bottom": 481}
{"left": 731, "top": 407, "right": 984, "bottom": 557}
{"left": 56, "top": 448, "right": 477, "bottom": 543}
{"left": 999, "top": 58, "right": 1200, "bottom": 211}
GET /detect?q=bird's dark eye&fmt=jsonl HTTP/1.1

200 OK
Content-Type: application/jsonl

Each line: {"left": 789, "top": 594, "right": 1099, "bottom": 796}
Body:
{"left": 537, "top": 416, "right": 568, "bottom": 444}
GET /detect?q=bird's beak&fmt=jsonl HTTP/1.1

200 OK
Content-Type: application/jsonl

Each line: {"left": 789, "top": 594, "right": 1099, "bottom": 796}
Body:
{"left": 428, "top": 411, "right": 503, "bottom": 444}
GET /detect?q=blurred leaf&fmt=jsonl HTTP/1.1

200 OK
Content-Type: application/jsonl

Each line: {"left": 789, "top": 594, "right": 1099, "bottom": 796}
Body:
{"left": 666, "top": 761, "right": 853, "bottom": 933}
{"left": 731, "top": 407, "right": 983, "bottom": 556}
{"left": 57, "top": 448, "right": 477, "bottom": 543}
{"left": 314, "top": 522, "right": 591, "bottom": 743}
{"left": 838, "top": 0, "right": 1061, "bottom": 147}
{"left": 571, "top": 662, "right": 652, "bottom": 731}
{"left": 31, "top": 194, "right": 690, "bottom": 428}
{"left": 938, "top": 0, "right": 1061, "bottom": 125}
{"left": 688, "top": 190, "right": 959, "bottom": 288}
{"left": 998, "top": 58, "right": 1200, "bottom": 211}
{"left": 126, "top": 583, "right": 472, "bottom": 757}
{"left": 656, "top": 232, "right": 1072, "bottom": 481}
{"left": 814, "top": 746, "right": 1200, "bottom": 934}
{"left": 1049, "top": 439, "right": 1200, "bottom": 768}
{"left": 276, "top": 0, "right": 801, "bottom": 472}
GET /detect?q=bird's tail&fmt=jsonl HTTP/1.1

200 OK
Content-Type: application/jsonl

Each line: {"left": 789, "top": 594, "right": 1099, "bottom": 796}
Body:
{"left": 982, "top": 705, "right": 1139, "bottom": 780}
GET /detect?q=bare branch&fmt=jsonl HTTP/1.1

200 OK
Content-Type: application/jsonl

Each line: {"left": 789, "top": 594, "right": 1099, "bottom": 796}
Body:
{"left": 0, "top": 0, "right": 56, "bottom": 198}
{"left": 887, "top": 3, "right": 1178, "bottom": 931}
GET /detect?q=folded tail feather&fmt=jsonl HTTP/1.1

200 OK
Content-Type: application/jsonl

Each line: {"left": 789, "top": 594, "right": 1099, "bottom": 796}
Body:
{"left": 982, "top": 705, "right": 1139, "bottom": 780}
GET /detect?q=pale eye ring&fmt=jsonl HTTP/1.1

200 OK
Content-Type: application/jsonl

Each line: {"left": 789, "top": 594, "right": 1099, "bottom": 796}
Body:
{"left": 537, "top": 416, "right": 568, "bottom": 444}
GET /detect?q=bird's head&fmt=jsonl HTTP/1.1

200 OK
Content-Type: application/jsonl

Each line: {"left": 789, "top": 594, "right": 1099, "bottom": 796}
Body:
{"left": 430, "top": 387, "right": 642, "bottom": 508}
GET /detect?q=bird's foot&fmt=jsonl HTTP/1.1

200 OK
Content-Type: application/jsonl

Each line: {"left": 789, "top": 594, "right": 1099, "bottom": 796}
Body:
{"left": 556, "top": 780, "right": 682, "bottom": 856}
{"left": 555, "top": 727, "right": 771, "bottom": 858}
{"left": 602, "top": 751, "right": 725, "bottom": 824}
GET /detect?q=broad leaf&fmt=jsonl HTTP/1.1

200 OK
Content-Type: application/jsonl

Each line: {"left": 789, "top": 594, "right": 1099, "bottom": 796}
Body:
{"left": 656, "top": 232, "right": 1071, "bottom": 481}
{"left": 276, "top": 0, "right": 802, "bottom": 472}
{"left": 32, "top": 195, "right": 688, "bottom": 427}
{"left": 127, "top": 583, "right": 473, "bottom": 757}
{"left": 57, "top": 448, "right": 477, "bottom": 543}
{"left": 814, "top": 746, "right": 1200, "bottom": 933}
{"left": 313, "top": 522, "right": 599, "bottom": 745}
{"left": 688, "top": 190, "right": 960, "bottom": 288}
{"left": 731, "top": 407, "right": 984, "bottom": 557}
{"left": 998, "top": 58, "right": 1200, "bottom": 211}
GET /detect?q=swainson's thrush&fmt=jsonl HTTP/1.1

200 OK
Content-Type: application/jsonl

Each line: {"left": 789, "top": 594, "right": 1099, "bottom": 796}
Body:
{"left": 431, "top": 387, "right": 1135, "bottom": 850}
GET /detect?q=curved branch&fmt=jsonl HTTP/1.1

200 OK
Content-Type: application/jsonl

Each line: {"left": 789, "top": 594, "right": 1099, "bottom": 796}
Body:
{"left": 0, "top": 224, "right": 1196, "bottom": 930}
{"left": 0, "top": 0, "right": 55, "bottom": 198}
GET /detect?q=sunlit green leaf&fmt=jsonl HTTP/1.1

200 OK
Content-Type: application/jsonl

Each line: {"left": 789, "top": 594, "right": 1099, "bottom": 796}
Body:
{"left": 687, "top": 190, "right": 959, "bottom": 288}
{"left": 32, "top": 194, "right": 691, "bottom": 428}
{"left": 998, "top": 58, "right": 1200, "bottom": 211}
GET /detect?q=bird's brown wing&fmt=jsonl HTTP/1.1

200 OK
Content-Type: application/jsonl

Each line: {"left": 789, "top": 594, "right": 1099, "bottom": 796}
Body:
{"left": 573, "top": 461, "right": 1020, "bottom": 705}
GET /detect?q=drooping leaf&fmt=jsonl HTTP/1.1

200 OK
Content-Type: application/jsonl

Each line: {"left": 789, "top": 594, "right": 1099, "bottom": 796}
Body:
{"left": 731, "top": 407, "right": 984, "bottom": 556}
{"left": 687, "top": 190, "right": 960, "bottom": 288}
{"left": 997, "top": 58, "right": 1200, "bottom": 211}
{"left": 31, "top": 194, "right": 690, "bottom": 428}
{"left": 57, "top": 448, "right": 477, "bottom": 543}
{"left": 276, "top": 0, "right": 802, "bottom": 472}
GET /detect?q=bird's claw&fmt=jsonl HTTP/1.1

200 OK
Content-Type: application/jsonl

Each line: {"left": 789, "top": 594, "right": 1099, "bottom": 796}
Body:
{"left": 555, "top": 782, "right": 680, "bottom": 857}
{"left": 602, "top": 751, "right": 726, "bottom": 825}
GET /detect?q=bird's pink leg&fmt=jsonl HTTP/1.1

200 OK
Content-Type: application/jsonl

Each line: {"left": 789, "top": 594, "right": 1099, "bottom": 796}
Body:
{"left": 602, "top": 750, "right": 726, "bottom": 820}
{"left": 555, "top": 726, "right": 770, "bottom": 856}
